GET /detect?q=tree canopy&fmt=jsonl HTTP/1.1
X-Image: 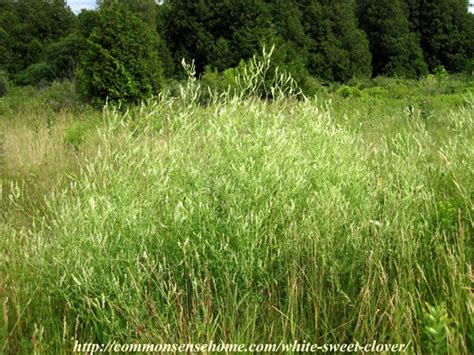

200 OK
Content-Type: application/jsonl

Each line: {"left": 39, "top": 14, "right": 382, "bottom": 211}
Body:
{"left": 0, "top": 0, "right": 472, "bottom": 102}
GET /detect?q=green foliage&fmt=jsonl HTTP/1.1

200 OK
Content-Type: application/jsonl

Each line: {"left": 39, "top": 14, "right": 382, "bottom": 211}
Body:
{"left": 231, "top": 46, "right": 303, "bottom": 100}
{"left": 405, "top": 0, "right": 474, "bottom": 73}
{"left": 12, "top": 34, "right": 84, "bottom": 87}
{"left": 0, "top": 81, "right": 93, "bottom": 121}
{"left": 193, "top": 46, "right": 304, "bottom": 103}
{"left": 270, "top": 0, "right": 308, "bottom": 49}
{"left": 45, "top": 33, "right": 85, "bottom": 80}
{"left": 17, "top": 62, "right": 55, "bottom": 87}
{"left": 161, "top": 0, "right": 272, "bottom": 75}
{"left": 2, "top": 76, "right": 473, "bottom": 353}
{"left": 76, "top": 9, "right": 100, "bottom": 39}
{"left": 261, "top": 33, "right": 312, "bottom": 90}
{"left": 99, "top": 0, "right": 157, "bottom": 28}
{"left": 64, "top": 120, "right": 94, "bottom": 150}
{"left": 337, "top": 85, "right": 363, "bottom": 98}
{"left": 200, "top": 67, "right": 238, "bottom": 98}
{"left": 418, "top": 98, "right": 434, "bottom": 120}
{"left": 358, "top": 0, "right": 427, "bottom": 78}
{"left": 422, "top": 303, "right": 450, "bottom": 354}
{"left": 1, "top": 0, "right": 472, "bottom": 90}
{"left": 76, "top": 1, "right": 163, "bottom": 105}
{"left": 44, "top": 81, "right": 78, "bottom": 112}
{"left": 0, "top": 70, "right": 9, "bottom": 97}
{"left": 0, "top": 0, "right": 75, "bottom": 77}
{"left": 301, "top": 0, "right": 372, "bottom": 82}
{"left": 433, "top": 66, "right": 450, "bottom": 81}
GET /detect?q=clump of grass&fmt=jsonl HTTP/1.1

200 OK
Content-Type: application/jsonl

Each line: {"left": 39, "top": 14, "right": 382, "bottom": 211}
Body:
{"left": 0, "top": 88, "right": 100, "bottom": 230}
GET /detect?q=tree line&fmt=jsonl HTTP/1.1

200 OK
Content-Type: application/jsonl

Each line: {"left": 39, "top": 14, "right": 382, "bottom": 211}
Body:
{"left": 0, "top": 0, "right": 473, "bottom": 103}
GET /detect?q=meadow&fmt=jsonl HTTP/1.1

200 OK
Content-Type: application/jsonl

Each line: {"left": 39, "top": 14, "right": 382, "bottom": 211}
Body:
{"left": 1, "top": 67, "right": 473, "bottom": 353}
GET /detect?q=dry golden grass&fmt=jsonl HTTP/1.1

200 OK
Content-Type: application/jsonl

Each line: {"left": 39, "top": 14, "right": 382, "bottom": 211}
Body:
{"left": 1, "top": 113, "right": 97, "bottom": 229}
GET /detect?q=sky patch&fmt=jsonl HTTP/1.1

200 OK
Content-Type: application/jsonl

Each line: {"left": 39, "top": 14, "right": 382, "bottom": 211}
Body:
{"left": 67, "top": 0, "right": 96, "bottom": 14}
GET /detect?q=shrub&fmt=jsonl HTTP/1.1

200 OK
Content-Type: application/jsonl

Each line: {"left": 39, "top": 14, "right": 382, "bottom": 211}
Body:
{"left": 193, "top": 46, "right": 303, "bottom": 103}
{"left": 298, "top": 75, "right": 327, "bottom": 97}
{"left": 43, "top": 81, "right": 78, "bottom": 112}
{"left": 433, "top": 66, "right": 449, "bottom": 82}
{"left": 76, "top": 0, "right": 163, "bottom": 106}
{"left": 419, "top": 98, "right": 434, "bottom": 120}
{"left": 199, "top": 66, "right": 241, "bottom": 102}
{"left": 337, "top": 85, "right": 362, "bottom": 98}
{"left": 467, "top": 59, "right": 474, "bottom": 76}
{"left": 17, "top": 62, "right": 54, "bottom": 87}
{"left": 201, "top": 67, "right": 234, "bottom": 95}
{"left": 45, "top": 33, "right": 85, "bottom": 81}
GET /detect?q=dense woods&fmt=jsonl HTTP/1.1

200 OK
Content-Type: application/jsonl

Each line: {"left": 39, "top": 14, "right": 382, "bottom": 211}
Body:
{"left": 0, "top": 0, "right": 472, "bottom": 102}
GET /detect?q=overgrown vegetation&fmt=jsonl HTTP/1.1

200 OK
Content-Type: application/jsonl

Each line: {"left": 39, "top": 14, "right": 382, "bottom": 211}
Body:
{"left": 1, "top": 0, "right": 473, "bottom": 353}
{"left": 1, "top": 57, "right": 473, "bottom": 353}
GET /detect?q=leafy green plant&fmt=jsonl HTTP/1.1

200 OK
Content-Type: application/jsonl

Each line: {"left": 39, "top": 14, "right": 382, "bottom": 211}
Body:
{"left": 45, "top": 33, "right": 85, "bottom": 81}
{"left": 64, "top": 121, "right": 94, "bottom": 150}
{"left": 43, "top": 81, "right": 77, "bottom": 112}
{"left": 17, "top": 62, "right": 54, "bottom": 87}
{"left": 337, "top": 85, "right": 362, "bottom": 98}
{"left": 419, "top": 98, "right": 434, "bottom": 120}
{"left": 433, "top": 66, "right": 449, "bottom": 82}
{"left": 422, "top": 303, "right": 450, "bottom": 355}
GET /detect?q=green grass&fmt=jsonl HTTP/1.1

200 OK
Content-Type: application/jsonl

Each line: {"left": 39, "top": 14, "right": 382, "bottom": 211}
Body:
{"left": 1, "top": 72, "right": 473, "bottom": 353}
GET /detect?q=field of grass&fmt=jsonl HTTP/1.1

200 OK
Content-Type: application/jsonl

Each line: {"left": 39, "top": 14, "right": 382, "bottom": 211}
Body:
{"left": 1, "top": 70, "right": 473, "bottom": 353}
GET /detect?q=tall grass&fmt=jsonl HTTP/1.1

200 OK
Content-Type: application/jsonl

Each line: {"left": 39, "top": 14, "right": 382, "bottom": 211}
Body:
{"left": 1, "top": 59, "right": 473, "bottom": 353}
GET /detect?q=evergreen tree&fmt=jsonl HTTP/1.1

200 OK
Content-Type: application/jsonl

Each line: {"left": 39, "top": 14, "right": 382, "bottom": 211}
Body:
{"left": 298, "top": 0, "right": 372, "bottom": 81}
{"left": 98, "top": 0, "right": 175, "bottom": 79}
{"left": 270, "top": 0, "right": 308, "bottom": 49}
{"left": 358, "top": 0, "right": 427, "bottom": 77}
{"left": 77, "top": 9, "right": 100, "bottom": 39}
{"left": 405, "top": 0, "right": 473, "bottom": 72}
{"left": 77, "top": 0, "right": 163, "bottom": 105}
{"left": 161, "top": 0, "right": 272, "bottom": 74}
{"left": 326, "top": 0, "right": 372, "bottom": 80}
{"left": 98, "top": 0, "right": 157, "bottom": 28}
{"left": 158, "top": 0, "right": 214, "bottom": 74}
{"left": 267, "top": 0, "right": 310, "bottom": 81}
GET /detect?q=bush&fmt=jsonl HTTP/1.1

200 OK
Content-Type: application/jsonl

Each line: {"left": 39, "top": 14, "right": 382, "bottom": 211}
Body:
{"left": 337, "top": 85, "right": 363, "bottom": 98}
{"left": 195, "top": 46, "right": 303, "bottom": 103}
{"left": 17, "top": 62, "right": 54, "bottom": 87}
{"left": 43, "top": 81, "right": 78, "bottom": 112}
{"left": 76, "top": 0, "right": 163, "bottom": 106}
{"left": 200, "top": 66, "right": 241, "bottom": 101}
{"left": 45, "top": 33, "right": 85, "bottom": 81}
